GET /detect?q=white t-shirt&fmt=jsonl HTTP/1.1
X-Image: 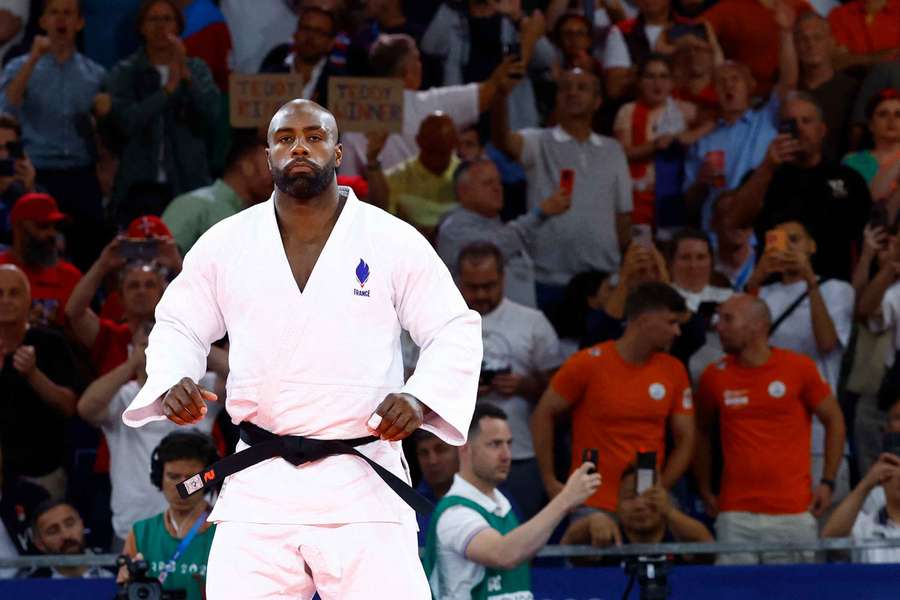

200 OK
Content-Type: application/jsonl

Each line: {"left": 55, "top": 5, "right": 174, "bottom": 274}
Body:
{"left": 102, "top": 375, "right": 220, "bottom": 539}
{"left": 0, "top": 1, "right": 28, "bottom": 66}
{"left": 479, "top": 298, "right": 562, "bottom": 460}
{"left": 221, "top": 0, "right": 297, "bottom": 74}
{"left": 870, "top": 281, "right": 900, "bottom": 367}
{"left": 672, "top": 284, "right": 733, "bottom": 314}
{"left": 761, "top": 279, "right": 854, "bottom": 454}
{"left": 603, "top": 23, "right": 664, "bottom": 69}
{"left": 339, "top": 84, "right": 480, "bottom": 177}
{"left": 852, "top": 501, "right": 900, "bottom": 564}
{"left": 430, "top": 474, "right": 514, "bottom": 600}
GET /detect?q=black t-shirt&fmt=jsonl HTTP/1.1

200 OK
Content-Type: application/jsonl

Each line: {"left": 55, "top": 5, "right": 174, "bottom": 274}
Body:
{"left": 0, "top": 477, "right": 49, "bottom": 554}
{"left": 0, "top": 327, "right": 79, "bottom": 478}
{"left": 754, "top": 161, "right": 872, "bottom": 281}
{"left": 807, "top": 73, "right": 860, "bottom": 163}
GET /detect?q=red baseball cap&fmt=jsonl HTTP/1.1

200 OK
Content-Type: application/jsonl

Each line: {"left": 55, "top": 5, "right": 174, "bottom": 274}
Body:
{"left": 10, "top": 192, "right": 66, "bottom": 225}
{"left": 126, "top": 215, "right": 173, "bottom": 239}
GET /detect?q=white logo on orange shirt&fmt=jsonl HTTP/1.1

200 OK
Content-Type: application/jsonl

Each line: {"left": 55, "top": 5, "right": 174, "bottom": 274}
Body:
{"left": 768, "top": 380, "right": 786, "bottom": 398}
{"left": 649, "top": 383, "right": 666, "bottom": 400}
{"left": 724, "top": 389, "right": 749, "bottom": 407}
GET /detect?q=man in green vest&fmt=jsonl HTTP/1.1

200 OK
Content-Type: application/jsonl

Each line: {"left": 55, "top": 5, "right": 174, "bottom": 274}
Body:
{"left": 118, "top": 431, "right": 219, "bottom": 600}
{"left": 424, "top": 403, "right": 600, "bottom": 599}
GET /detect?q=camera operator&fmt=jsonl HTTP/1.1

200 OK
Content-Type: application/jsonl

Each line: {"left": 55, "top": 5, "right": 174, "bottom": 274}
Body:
{"left": 24, "top": 499, "right": 113, "bottom": 579}
{"left": 118, "top": 432, "right": 219, "bottom": 600}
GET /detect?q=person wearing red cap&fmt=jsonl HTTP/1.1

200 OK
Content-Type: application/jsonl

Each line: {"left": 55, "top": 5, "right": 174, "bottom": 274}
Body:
{"left": 0, "top": 192, "right": 81, "bottom": 328}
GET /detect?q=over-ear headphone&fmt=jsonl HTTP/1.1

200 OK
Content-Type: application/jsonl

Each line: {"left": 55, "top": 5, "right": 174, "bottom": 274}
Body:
{"left": 149, "top": 430, "right": 220, "bottom": 490}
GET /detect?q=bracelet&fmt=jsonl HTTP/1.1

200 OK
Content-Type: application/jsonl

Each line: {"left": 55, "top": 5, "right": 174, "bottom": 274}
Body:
{"left": 820, "top": 478, "right": 835, "bottom": 492}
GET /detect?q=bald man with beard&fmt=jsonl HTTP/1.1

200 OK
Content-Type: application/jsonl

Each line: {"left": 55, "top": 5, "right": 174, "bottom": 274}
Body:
{"left": 120, "top": 99, "right": 482, "bottom": 599}
{"left": 0, "top": 264, "right": 78, "bottom": 500}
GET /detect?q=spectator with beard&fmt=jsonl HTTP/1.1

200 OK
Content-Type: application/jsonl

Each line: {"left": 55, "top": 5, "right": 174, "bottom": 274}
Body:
{"left": 410, "top": 430, "right": 459, "bottom": 547}
{"left": 0, "top": 193, "right": 80, "bottom": 328}
{"left": 0, "top": 265, "right": 78, "bottom": 500}
{"left": 260, "top": 6, "right": 345, "bottom": 106}
{"left": 0, "top": 113, "right": 36, "bottom": 246}
{"left": 24, "top": 500, "right": 113, "bottom": 578}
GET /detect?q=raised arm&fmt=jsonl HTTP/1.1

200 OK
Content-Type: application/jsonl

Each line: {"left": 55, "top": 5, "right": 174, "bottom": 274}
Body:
{"left": 65, "top": 238, "right": 125, "bottom": 349}
{"left": 489, "top": 69, "right": 525, "bottom": 161}
{"left": 530, "top": 386, "right": 572, "bottom": 499}
{"left": 772, "top": 0, "right": 798, "bottom": 100}
{"left": 78, "top": 354, "right": 139, "bottom": 426}
{"left": 2, "top": 36, "right": 50, "bottom": 108}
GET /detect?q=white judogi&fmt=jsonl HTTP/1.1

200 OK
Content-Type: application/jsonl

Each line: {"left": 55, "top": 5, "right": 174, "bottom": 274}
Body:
{"left": 123, "top": 187, "right": 482, "bottom": 597}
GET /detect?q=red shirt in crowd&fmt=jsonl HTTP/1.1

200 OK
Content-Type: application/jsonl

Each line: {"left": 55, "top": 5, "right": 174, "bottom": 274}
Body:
{"left": 828, "top": 0, "right": 900, "bottom": 56}
{"left": 0, "top": 250, "right": 81, "bottom": 328}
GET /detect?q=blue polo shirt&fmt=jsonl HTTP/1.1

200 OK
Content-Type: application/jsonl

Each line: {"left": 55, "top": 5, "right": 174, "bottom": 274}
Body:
{"left": 0, "top": 52, "right": 106, "bottom": 169}
{"left": 684, "top": 94, "right": 780, "bottom": 230}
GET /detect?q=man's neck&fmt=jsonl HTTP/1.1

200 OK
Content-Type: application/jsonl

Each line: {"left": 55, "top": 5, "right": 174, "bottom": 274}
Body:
{"left": 292, "top": 53, "right": 324, "bottom": 78}
{"left": 460, "top": 470, "right": 498, "bottom": 500}
{"left": 222, "top": 171, "right": 252, "bottom": 207}
{"left": 737, "top": 341, "right": 771, "bottom": 368}
{"left": 721, "top": 106, "right": 749, "bottom": 125}
{"left": 273, "top": 181, "right": 342, "bottom": 243}
{"left": 801, "top": 62, "right": 834, "bottom": 91}
{"left": 559, "top": 119, "right": 594, "bottom": 142}
{"left": 49, "top": 42, "right": 76, "bottom": 64}
{"left": 56, "top": 564, "right": 89, "bottom": 578}
{"left": 418, "top": 153, "right": 452, "bottom": 177}
{"left": 433, "top": 479, "right": 453, "bottom": 500}
{"left": 718, "top": 241, "right": 751, "bottom": 269}
{"left": 167, "top": 502, "right": 209, "bottom": 538}
{"left": 615, "top": 331, "right": 654, "bottom": 366}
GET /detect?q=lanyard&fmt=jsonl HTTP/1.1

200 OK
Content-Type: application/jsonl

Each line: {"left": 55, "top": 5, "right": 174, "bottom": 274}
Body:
{"left": 158, "top": 510, "right": 208, "bottom": 584}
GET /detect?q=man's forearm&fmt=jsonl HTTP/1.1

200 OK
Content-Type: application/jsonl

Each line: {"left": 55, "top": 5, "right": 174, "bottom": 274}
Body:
{"left": 808, "top": 283, "right": 840, "bottom": 354}
{"left": 531, "top": 408, "right": 557, "bottom": 483}
{"left": 775, "top": 28, "right": 798, "bottom": 99}
{"left": 661, "top": 435, "right": 693, "bottom": 489}
{"left": 724, "top": 162, "right": 775, "bottom": 229}
{"left": 693, "top": 429, "right": 714, "bottom": 496}
{"left": 3, "top": 54, "right": 39, "bottom": 107}
{"left": 490, "top": 93, "right": 514, "bottom": 158}
{"left": 27, "top": 369, "right": 76, "bottom": 417}
{"left": 856, "top": 266, "right": 896, "bottom": 320}
{"left": 78, "top": 359, "right": 134, "bottom": 424}
{"left": 495, "top": 493, "right": 572, "bottom": 566}
{"left": 821, "top": 483, "right": 869, "bottom": 537}
{"left": 822, "top": 418, "right": 846, "bottom": 482}
{"left": 667, "top": 508, "right": 713, "bottom": 542}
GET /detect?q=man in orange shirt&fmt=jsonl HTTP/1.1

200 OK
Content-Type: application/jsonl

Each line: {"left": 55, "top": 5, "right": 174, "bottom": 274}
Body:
{"left": 531, "top": 282, "right": 696, "bottom": 513}
{"left": 696, "top": 294, "right": 845, "bottom": 564}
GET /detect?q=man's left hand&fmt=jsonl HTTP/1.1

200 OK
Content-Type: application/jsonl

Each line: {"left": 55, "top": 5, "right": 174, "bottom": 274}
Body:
{"left": 809, "top": 483, "right": 832, "bottom": 517}
{"left": 12, "top": 345, "right": 36, "bottom": 378}
{"left": 491, "top": 372, "right": 523, "bottom": 396}
{"left": 369, "top": 393, "right": 428, "bottom": 441}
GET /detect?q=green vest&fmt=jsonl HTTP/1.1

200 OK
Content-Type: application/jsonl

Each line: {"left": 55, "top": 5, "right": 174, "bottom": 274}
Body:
{"left": 423, "top": 494, "right": 533, "bottom": 600}
{"left": 132, "top": 513, "right": 216, "bottom": 600}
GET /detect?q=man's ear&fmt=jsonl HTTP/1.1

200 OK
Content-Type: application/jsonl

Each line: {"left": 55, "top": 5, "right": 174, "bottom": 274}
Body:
{"left": 334, "top": 142, "right": 342, "bottom": 169}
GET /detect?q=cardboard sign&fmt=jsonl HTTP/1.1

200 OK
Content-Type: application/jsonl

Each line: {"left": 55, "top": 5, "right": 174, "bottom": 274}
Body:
{"left": 328, "top": 77, "right": 404, "bottom": 133}
{"left": 229, "top": 74, "right": 304, "bottom": 127}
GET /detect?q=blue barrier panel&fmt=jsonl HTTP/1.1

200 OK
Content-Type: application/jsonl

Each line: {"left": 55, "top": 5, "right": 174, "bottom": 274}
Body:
{"left": 2, "top": 564, "right": 900, "bottom": 599}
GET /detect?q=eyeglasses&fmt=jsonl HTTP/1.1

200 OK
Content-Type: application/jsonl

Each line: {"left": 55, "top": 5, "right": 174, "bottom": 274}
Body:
{"left": 297, "top": 25, "right": 333, "bottom": 39}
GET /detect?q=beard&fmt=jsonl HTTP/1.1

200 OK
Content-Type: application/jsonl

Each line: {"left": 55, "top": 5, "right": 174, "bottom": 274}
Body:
{"left": 23, "top": 236, "right": 58, "bottom": 268}
{"left": 272, "top": 156, "right": 335, "bottom": 200}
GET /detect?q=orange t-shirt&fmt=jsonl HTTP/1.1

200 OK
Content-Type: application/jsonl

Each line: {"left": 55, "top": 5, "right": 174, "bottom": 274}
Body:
{"left": 551, "top": 341, "right": 694, "bottom": 511}
{"left": 697, "top": 348, "right": 832, "bottom": 515}
{"left": 828, "top": 0, "right": 900, "bottom": 55}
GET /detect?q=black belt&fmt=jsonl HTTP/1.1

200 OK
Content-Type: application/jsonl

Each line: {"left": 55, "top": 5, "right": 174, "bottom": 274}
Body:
{"left": 176, "top": 421, "right": 434, "bottom": 515}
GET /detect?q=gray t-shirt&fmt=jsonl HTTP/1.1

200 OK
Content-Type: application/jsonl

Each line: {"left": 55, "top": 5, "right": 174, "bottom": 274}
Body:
{"left": 519, "top": 126, "right": 632, "bottom": 284}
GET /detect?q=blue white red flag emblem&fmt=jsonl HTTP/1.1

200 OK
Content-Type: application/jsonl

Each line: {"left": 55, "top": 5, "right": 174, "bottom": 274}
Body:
{"left": 356, "top": 259, "right": 370, "bottom": 288}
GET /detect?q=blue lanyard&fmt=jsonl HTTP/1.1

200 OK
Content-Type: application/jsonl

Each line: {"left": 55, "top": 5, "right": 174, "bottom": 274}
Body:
{"left": 158, "top": 510, "right": 208, "bottom": 584}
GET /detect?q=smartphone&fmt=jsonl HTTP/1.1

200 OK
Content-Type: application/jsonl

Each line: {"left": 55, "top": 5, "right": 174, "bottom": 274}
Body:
{"left": 667, "top": 23, "right": 708, "bottom": 43}
{"left": 582, "top": 448, "right": 598, "bottom": 474}
{"left": 636, "top": 450, "right": 656, "bottom": 494}
{"left": 870, "top": 203, "right": 889, "bottom": 230}
{"left": 118, "top": 238, "right": 159, "bottom": 262}
{"left": 6, "top": 140, "right": 23, "bottom": 159}
{"left": 765, "top": 229, "right": 788, "bottom": 254}
{"left": 480, "top": 366, "right": 511, "bottom": 385}
{"left": 0, "top": 158, "right": 13, "bottom": 177}
{"left": 504, "top": 41, "right": 524, "bottom": 79}
{"left": 559, "top": 168, "right": 575, "bottom": 196}
{"left": 883, "top": 432, "right": 900, "bottom": 458}
{"left": 778, "top": 118, "right": 799, "bottom": 138}
{"left": 632, "top": 223, "right": 654, "bottom": 248}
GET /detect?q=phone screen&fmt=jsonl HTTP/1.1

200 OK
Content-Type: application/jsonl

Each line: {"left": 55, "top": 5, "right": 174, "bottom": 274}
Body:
{"left": 636, "top": 451, "right": 656, "bottom": 494}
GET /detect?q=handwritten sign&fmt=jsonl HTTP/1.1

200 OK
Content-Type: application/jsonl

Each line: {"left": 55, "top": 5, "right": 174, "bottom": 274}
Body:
{"left": 328, "top": 77, "right": 404, "bottom": 133}
{"left": 229, "top": 74, "right": 304, "bottom": 128}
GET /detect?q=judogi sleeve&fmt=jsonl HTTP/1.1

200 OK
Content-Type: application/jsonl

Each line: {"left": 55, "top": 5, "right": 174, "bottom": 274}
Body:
{"left": 122, "top": 231, "right": 227, "bottom": 427}
{"left": 394, "top": 228, "right": 482, "bottom": 445}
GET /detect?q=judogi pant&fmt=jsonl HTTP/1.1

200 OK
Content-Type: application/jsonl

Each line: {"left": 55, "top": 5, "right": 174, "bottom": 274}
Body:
{"left": 206, "top": 520, "right": 430, "bottom": 599}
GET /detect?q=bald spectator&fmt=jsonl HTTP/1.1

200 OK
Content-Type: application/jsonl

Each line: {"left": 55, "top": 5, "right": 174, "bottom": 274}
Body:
{"left": 683, "top": 2, "right": 798, "bottom": 230}
{"left": 366, "top": 112, "right": 459, "bottom": 237}
{"left": 436, "top": 158, "right": 571, "bottom": 307}
{"left": 162, "top": 130, "right": 272, "bottom": 255}
{"left": 696, "top": 294, "right": 845, "bottom": 565}
{"left": 259, "top": 6, "right": 344, "bottom": 105}
{"left": 26, "top": 500, "right": 113, "bottom": 579}
{"left": 794, "top": 12, "right": 859, "bottom": 162}
{"left": 492, "top": 68, "right": 632, "bottom": 315}
{"left": 0, "top": 193, "right": 81, "bottom": 328}
{"left": 723, "top": 93, "right": 872, "bottom": 281}
{"left": 104, "top": 0, "right": 220, "bottom": 222}
{"left": 0, "top": 265, "right": 78, "bottom": 500}
{"left": 339, "top": 33, "right": 523, "bottom": 177}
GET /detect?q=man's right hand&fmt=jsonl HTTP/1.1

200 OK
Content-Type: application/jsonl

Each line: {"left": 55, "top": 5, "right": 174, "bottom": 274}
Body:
{"left": 491, "top": 56, "right": 526, "bottom": 97}
{"left": 539, "top": 188, "right": 572, "bottom": 216}
{"left": 29, "top": 35, "right": 51, "bottom": 60}
{"left": 764, "top": 134, "right": 800, "bottom": 168}
{"left": 162, "top": 377, "right": 217, "bottom": 425}
{"left": 862, "top": 453, "right": 900, "bottom": 491}
{"left": 97, "top": 237, "right": 126, "bottom": 273}
{"left": 558, "top": 462, "right": 602, "bottom": 511}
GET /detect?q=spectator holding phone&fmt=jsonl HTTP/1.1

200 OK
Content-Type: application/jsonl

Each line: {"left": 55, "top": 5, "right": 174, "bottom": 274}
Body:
{"left": 722, "top": 93, "right": 872, "bottom": 281}
{"left": 0, "top": 0, "right": 108, "bottom": 272}
{"left": 696, "top": 294, "right": 845, "bottom": 564}
{"left": 560, "top": 463, "right": 712, "bottom": 552}
{"left": 423, "top": 403, "right": 600, "bottom": 600}
{"left": 455, "top": 242, "right": 563, "bottom": 520}
{"left": 492, "top": 67, "right": 633, "bottom": 315}
{"left": 843, "top": 89, "right": 900, "bottom": 203}
{"left": 531, "top": 282, "right": 695, "bottom": 515}
{"left": 0, "top": 193, "right": 81, "bottom": 328}
{"left": 0, "top": 113, "right": 35, "bottom": 245}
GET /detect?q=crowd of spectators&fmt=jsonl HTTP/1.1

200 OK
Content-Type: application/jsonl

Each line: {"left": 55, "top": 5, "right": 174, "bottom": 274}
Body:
{"left": 1, "top": 0, "right": 900, "bottom": 596}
